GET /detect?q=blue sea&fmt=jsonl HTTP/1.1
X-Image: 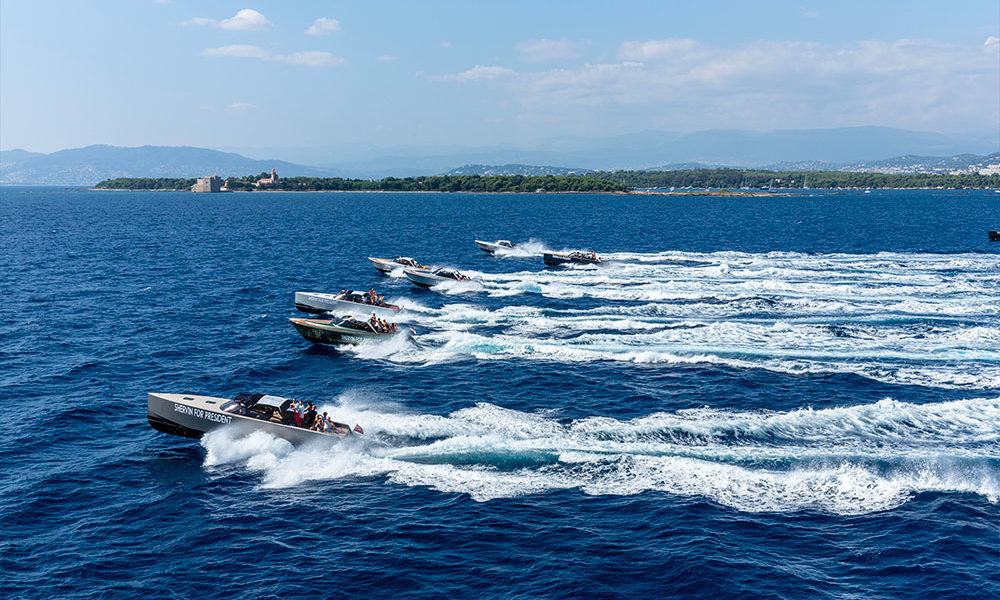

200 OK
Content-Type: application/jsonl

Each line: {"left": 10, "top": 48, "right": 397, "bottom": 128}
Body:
{"left": 2, "top": 187, "right": 998, "bottom": 599}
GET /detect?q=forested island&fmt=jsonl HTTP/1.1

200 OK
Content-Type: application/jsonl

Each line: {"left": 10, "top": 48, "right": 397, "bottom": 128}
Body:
{"left": 94, "top": 169, "right": 1000, "bottom": 192}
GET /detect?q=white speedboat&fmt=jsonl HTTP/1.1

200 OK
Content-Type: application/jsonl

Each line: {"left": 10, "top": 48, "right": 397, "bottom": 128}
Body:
{"left": 475, "top": 239, "right": 516, "bottom": 254}
{"left": 404, "top": 267, "right": 470, "bottom": 288}
{"left": 147, "top": 393, "right": 356, "bottom": 444}
{"left": 368, "top": 256, "right": 429, "bottom": 274}
{"left": 295, "top": 291, "right": 400, "bottom": 318}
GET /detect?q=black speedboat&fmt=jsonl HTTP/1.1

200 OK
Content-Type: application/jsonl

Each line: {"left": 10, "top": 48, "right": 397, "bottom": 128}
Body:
{"left": 543, "top": 251, "right": 602, "bottom": 266}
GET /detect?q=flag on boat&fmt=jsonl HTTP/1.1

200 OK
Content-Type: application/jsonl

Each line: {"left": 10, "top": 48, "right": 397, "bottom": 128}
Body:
{"left": 354, "top": 424, "right": 364, "bottom": 434}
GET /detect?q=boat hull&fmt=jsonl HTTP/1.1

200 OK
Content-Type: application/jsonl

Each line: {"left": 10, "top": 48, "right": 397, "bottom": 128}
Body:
{"left": 543, "top": 252, "right": 601, "bottom": 266}
{"left": 475, "top": 240, "right": 515, "bottom": 254}
{"left": 404, "top": 269, "right": 448, "bottom": 288}
{"left": 475, "top": 240, "right": 498, "bottom": 253}
{"left": 147, "top": 393, "right": 346, "bottom": 444}
{"left": 294, "top": 292, "right": 399, "bottom": 318}
{"left": 290, "top": 318, "right": 392, "bottom": 345}
{"left": 368, "top": 257, "right": 398, "bottom": 273}
{"left": 989, "top": 230, "right": 999, "bottom": 241}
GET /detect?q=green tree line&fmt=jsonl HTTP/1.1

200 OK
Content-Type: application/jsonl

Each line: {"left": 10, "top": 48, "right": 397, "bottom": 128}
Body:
{"left": 223, "top": 173, "right": 627, "bottom": 192}
{"left": 94, "top": 169, "right": 1000, "bottom": 192}
{"left": 586, "top": 168, "right": 1000, "bottom": 189}
{"left": 95, "top": 177, "right": 198, "bottom": 190}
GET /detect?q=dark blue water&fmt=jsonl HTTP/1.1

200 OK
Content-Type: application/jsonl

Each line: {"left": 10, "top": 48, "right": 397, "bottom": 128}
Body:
{"left": 2, "top": 187, "right": 998, "bottom": 599}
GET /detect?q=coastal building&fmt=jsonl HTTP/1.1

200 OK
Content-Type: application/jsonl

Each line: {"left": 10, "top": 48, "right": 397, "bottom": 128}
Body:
{"left": 979, "top": 164, "right": 1000, "bottom": 176}
{"left": 191, "top": 175, "right": 223, "bottom": 193}
{"left": 256, "top": 168, "right": 278, "bottom": 187}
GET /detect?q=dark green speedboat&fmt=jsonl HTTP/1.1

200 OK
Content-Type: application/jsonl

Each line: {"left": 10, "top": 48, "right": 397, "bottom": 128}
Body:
{"left": 290, "top": 315, "right": 401, "bottom": 345}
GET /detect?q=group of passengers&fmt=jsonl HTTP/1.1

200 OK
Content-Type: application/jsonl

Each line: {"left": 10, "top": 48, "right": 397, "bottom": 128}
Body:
{"left": 289, "top": 399, "right": 340, "bottom": 433}
{"left": 339, "top": 288, "right": 388, "bottom": 307}
{"left": 368, "top": 313, "right": 398, "bottom": 333}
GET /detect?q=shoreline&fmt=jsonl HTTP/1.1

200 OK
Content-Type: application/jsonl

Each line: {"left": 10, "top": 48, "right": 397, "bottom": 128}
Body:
{"left": 87, "top": 187, "right": 999, "bottom": 194}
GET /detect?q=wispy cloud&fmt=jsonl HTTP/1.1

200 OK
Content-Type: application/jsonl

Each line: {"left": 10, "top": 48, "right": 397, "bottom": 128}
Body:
{"left": 227, "top": 102, "right": 256, "bottom": 112}
{"left": 505, "top": 37, "right": 1000, "bottom": 132}
{"left": 305, "top": 17, "right": 340, "bottom": 36}
{"left": 377, "top": 54, "right": 398, "bottom": 62}
{"left": 182, "top": 9, "right": 271, "bottom": 31}
{"left": 281, "top": 51, "right": 344, "bottom": 67}
{"left": 201, "top": 45, "right": 344, "bottom": 67}
{"left": 202, "top": 44, "right": 270, "bottom": 59}
{"left": 515, "top": 38, "right": 579, "bottom": 62}
{"left": 439, "top": 40, "right": 453, "bottom": 48}
{"left": 435, "top": 65, "right": 516, "bottom": 82}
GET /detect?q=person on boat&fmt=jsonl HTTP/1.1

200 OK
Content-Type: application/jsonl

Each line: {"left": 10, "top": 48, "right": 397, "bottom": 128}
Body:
{"left": 302, "top": 403, "right": 317, "bottom": 429}
{"left": 293, "top": 399, "right": 303, "bottom": 426}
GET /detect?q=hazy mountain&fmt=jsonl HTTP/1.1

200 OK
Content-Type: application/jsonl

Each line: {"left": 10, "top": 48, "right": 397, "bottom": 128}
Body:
{"left": 0, "top": 145, "right": 333, "bottom": 185}
{"left": 229, "top": 126, "right": 998, "bottom": 176}
{"left": 3, "top": 128, "right": 997, "bottom": 184}
{"left": 839, "top": 152, "right": 1000, "bottom": 173}
{"left": 445, "top": 164, "right": 592, "bottom": 176}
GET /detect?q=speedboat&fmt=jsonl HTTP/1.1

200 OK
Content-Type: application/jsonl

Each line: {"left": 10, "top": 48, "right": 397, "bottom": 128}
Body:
{"left": 475, "top": 239, "right": 516, "bottom": 254}
{"left": 989, "top": 230, "right": 999, "bottom": 241}
{"left": 290, "top": 314, "right": 401, "bottom": 345}
{"left": 543, "top": 251, "right": 602, "bottom": 266}
{"left": 404, "top": 267, "right": 470, "bottom": 288}
{"left": 295, "top": 290, "right": 400, "bottom": 318}
{"left": 147, "top": 392, "right": 356, "bottom": 443}
{"left": 368, "top": 256, "right": 429, "bottom": 274}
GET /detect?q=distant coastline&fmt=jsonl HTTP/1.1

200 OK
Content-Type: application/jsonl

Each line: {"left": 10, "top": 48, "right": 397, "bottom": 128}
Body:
{"left": 92, "top": 168, "right": 1000, "bottom": 193}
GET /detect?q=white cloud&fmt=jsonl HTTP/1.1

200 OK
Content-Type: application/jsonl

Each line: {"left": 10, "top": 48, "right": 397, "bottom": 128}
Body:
{"left": 220, "top": 9, "right": 270, "bottom": 30}
{"left": 202, "top": 45, "right": 344, "bottom": 67}
{"left": 181, "top": 17, "right": 215, "bottom": 27}
{"left": 440, "top": 41, "right": 453, "bottom": 48}
{"left": 515, "top": 38, "right": 579, "bottom": 62}
{"left": 494, "top": 37, "right": 999, "bottom": 134}
{"left": 201, "top": 44, "right": 270, "bottom": 59}
{"left": 305, "top": 17, "right": 340, "bottom": 35}
{"left": 182, "top": 9, "right": 270, "bottom": 31}
{"left": 617, "top": 38, "right": 700, "bottom": 60}
{"left": 280, "top": 51, "right": 344, "bottom": 67}
{"left": 228, "top": 102, "right": 256, "bottom": 112}
{"left": 377, "top": 55, "right": 398, "bottom": 62}
{"left": 443, "top": 65, "right": 516, "bottom": 81}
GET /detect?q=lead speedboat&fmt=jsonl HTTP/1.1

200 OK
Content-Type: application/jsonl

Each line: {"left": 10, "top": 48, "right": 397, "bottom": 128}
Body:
{"left": 475, "top": 239, "right": 516, "bottom": 254}
{"left": 295, "top": 290, "right": 401, "bottom": 318}
{"left": 368, "top": 256, "right": 429, "bottom": 274}
{"left": 147, "top": 392, "right": 356, "bottom": 443}
{"left": 543, "top": 251, "right": 602, "bottom": 266}
{"left": 404, "top": 267, "right": 471, "bottom": 288}
{"left": 290, "top": 314, "right": 402, "bottom": 345}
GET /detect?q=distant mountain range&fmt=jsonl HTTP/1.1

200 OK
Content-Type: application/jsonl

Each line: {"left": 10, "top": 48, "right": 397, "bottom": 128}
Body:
{"left": 0, "top": 145, "right": 332, "bottom": 186}
{"left": 445, "top": 164, "right": 591, "bottom": 176}
{"left": 2, "top": 127, "right": 997, "bottom": 185}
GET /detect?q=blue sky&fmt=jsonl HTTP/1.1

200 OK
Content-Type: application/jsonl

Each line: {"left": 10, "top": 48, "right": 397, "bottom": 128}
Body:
{"left": 1, "top": 1, "right": 997, "bottom": 153}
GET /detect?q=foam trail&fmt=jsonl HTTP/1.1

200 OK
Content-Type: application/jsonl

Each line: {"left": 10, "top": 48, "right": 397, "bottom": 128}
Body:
{"left": 371, "top": 251, "right": 1000, "bottom": 389}
{"left": 491, "top": 239, "right": 552, "bottom": 258}
{"left": 201, "top": 396, "right": 1000, "bottom": 514}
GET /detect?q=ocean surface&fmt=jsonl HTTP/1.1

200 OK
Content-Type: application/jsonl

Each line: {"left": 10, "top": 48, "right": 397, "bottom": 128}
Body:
{"left": 1, "top": 187, "right": 998, "bottom": 599}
